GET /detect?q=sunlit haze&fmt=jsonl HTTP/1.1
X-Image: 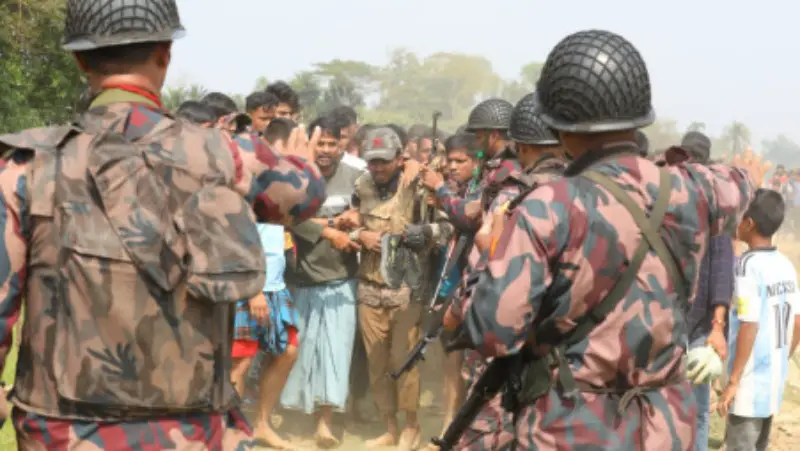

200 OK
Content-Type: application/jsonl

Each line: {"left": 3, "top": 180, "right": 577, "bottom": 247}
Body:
{"left": 167, "top": 0, "right": 800, "bottom": 144}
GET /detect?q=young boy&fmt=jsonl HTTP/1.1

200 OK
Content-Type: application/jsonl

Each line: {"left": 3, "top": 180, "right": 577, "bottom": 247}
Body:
{"left": 230, "top": 118, "right": 300, "bottom": 450}
{"left": 719, "top": 188, "right": 800, "bottom": 451}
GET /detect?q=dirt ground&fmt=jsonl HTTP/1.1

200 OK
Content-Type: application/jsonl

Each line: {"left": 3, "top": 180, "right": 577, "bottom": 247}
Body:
{"left": 251, "top": 346, "right": 800, "bottom": 450}
{"left": 246, "top": 342, "right": 451, "bottom": 450}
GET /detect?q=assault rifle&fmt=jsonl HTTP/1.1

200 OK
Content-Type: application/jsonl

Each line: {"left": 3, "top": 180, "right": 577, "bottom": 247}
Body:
{"left": 430, "top": 354, "right": 522, "bottom": 451}
{"left": 389, "top": 232, "right": 473, "bottom": 379}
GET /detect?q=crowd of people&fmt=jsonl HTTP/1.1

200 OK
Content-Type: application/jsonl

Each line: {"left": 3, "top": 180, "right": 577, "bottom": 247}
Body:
{"left": 1, "top": 1, "right": 799, "bottom": 451}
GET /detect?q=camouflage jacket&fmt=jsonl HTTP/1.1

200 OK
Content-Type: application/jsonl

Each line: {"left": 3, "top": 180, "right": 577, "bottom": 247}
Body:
{"left": 434, "top": 148, "right": 521, "bottom": 233}
{"left": 459, "top": 144, "right": 753, "bottom": 449}
{"left": 0, "top": 97, "right": 324, "bottom": 423}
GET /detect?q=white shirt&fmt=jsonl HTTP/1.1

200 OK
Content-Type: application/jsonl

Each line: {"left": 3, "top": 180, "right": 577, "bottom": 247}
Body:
{"left": 728, "top": 248, "right": 800, "bottom": 418}
{"left": 342, "top": 152, "right": 367, "bottom": 171}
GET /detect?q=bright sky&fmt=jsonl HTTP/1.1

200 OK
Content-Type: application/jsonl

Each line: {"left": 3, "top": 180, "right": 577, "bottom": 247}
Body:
{"left": 167, "top": 0, "right": 800, "bottom": 144}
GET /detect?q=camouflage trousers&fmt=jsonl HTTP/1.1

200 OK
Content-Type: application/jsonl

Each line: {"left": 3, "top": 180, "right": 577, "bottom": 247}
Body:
{"left": 455, "top": 350, "right": 516, "bottom": 450}
{"left": 12, "top": 407, "right": 258, "bottom": 450}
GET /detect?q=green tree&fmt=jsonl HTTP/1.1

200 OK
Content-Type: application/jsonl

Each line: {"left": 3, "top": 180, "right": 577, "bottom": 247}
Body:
{"left": 686, "top": 122, "right": 706, "bottom": 133}
{"left": 721, "top": 121, "right": 751, "bottom": 156}
{"left": 161, "top": 84, "right": 208, "bottom": 112}
{"left": 0, "top": 0, "right": 83, "bottom": 133}
{"left": 762, "top": 135, "right": 800, "bottom": 168}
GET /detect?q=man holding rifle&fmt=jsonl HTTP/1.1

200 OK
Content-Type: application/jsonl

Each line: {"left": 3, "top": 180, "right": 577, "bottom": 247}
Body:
{"left": 442, "top": 29, "right": 756, "bottom": 450}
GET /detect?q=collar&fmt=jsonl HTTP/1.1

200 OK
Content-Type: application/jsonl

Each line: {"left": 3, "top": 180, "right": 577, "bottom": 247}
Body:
{"left": 90, "top": 88, "right": 161, "bottom": 110}
{"left": 563, "top": 141, "right": 640, "bottom": 177}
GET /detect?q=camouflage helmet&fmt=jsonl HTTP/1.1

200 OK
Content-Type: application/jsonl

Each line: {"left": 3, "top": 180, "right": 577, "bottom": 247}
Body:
{"left": 464, "top": 98, "right": 513, "bottom": 132}
{"left": 63, "top": 0, "right": 186, "bottom": 52}
{"left": 536, "top": 29, "right": 655, "bottom": 133}
{"left": 508, "top": 92, "right": 559, "bottom": 146}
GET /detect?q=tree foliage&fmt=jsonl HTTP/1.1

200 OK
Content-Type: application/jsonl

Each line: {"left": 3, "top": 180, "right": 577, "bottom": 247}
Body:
{"left": 0, "top": 0, "right": 83, "bottom": 133}
{"left": 1, "top": 3, "right": 797, "bottom": 166}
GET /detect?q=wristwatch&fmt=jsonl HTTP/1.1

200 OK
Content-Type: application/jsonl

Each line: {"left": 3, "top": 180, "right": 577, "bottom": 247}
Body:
{"left": 328, "top": 217, "right": 335, "bottom": 228}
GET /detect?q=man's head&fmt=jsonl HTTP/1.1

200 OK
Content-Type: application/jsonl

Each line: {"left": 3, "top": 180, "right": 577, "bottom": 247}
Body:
{"left": 535, "top": 30, "right": 654, "bottom": 158}
{"left": 445, "top": 133, "right": 480, "bottom": 184}
{"left": 330, "top": 106, "right": 359, "bottom": 154}
{"left": 465, "top": 98, "right": 514, "bottom": 157}
{"left": 308, "top": 115, "right": 343, "bottom": 173}
{"left": 508, "top": 92, "right": 561, "bottom": 168}
{"left": 362, "top": 127, "right": 404, "bottom": 184}
{"left": 352, "top": 123, "right": 379, "bottom": 157}
{"left": 64, "top": 0, "right": 185, "bottom": 94}
{"left": 263, "top": 117, "right": 297, "bottom": 148}
{"left": 417, "top": 136, "right": 434, "bottom": 164}
{"left": 681, "top": 131, "right": 711, "bottom": 163}
{"left": 245, "top": 91, "right": 279, "bottom": 133}
{"left": 201, "top": 92, "right": 238, "bottom": 121}
{"left": 265, "top": 82, "right": 300, "bottom": 120}
{"left": 737, "top": 188, "right": 785, "bottom": 243}
{"left": 176, "top": 100, "right": 215, "bottom": 127}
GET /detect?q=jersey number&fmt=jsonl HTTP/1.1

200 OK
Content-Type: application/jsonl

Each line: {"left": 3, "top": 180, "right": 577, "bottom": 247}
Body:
{"left": 773, "top": 303, "right": 792, "bottom": 349}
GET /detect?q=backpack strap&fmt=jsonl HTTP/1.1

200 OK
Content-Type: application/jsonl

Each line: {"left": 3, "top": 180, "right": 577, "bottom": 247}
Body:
{"left": 534, "top": 167, "right": 685, "bottom": 399}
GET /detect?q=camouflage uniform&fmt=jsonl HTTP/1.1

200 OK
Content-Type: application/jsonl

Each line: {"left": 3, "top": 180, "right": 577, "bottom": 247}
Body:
{"left": 451, "top": 30, "right": 755, "bottom": 450}
{"left": 456, "top": 93, "right": 568, "bottom": 451}
{"left": 0, "top": 1, "right": 325, "bottom": 449}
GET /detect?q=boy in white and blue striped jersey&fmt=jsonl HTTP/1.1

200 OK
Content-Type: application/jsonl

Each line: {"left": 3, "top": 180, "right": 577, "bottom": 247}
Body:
{"left": 719, "top": 188, "right": 800, "bottom": 451}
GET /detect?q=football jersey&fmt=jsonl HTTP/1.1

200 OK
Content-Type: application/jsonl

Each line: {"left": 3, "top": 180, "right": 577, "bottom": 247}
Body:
{"left": 728, "top": 247, "right": 800, "bottom": 417}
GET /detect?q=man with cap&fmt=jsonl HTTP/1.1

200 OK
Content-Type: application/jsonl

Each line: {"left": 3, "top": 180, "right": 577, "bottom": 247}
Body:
{"left": 351, "top": 127, "right": 450, "bottom": 450}
{"left": 682, "top": 130, "right": 713, "bottom": 162}
{"left": 0, "top": 0, "right": 324, "bottom": 449}
{"left": 445, "top": 29, "right": 754, "bottom": 449}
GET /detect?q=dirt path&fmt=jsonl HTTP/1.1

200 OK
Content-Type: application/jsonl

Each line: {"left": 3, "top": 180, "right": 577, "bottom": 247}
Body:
{"left": 248, "top": 343, "right": 449, "bottom": 450}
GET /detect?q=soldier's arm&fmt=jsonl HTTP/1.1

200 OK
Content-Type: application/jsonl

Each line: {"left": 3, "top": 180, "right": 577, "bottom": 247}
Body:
{"left": 0, "top": 156, "right": 28, "bottom": 376}
{"left": 227, "top": 133, "right": 325, "bottom": 226}
{"left": 460, "top": 184, "right": 567, "bottom": 357}
{"left": 681, "top": 163, "right": 755, "bottom": 236}
{"left": 433, "top": 184, "right": 483, "bottom": 233}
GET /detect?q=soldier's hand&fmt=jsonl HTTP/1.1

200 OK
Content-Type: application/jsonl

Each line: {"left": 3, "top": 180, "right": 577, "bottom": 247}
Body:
{"left": 280, "top": 125, "right": 321, "bottom": 161}
{"left": 248, "top": 292, "right": 270, "bottom": 325}
{"left": 443, "top": 307, "right": 462, "bottom": 331}
{"left": 323, "top": 228, "right": 361, "bottom": 252}
{"left": 420, "top": 166, "right": 445, "bottom": 191}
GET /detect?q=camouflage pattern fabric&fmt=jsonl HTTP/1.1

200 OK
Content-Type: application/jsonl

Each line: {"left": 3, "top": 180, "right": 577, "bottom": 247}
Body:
{"left": 433, "top": 150, "right": 521, "bottom": 233}
{"left": 455, "top": 152, "right": 567, "bottom": 451}
{"left": 452, "top": 147, "right": 754, "bottom": 449}
{"left": 13, "top": 408, "right": 256, "bottom": 450}
{"left": 0, "top": 96, "right": 324, "bottom": 445}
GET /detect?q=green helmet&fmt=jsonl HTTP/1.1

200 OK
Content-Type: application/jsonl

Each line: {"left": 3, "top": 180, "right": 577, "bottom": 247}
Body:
{"left": 62, "top": 0, "right": 186, "bottom": 52}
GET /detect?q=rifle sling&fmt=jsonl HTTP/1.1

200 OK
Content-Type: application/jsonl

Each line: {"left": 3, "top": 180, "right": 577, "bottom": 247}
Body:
{"left": 533, "top": 168, "right": 684, "bottom": 398}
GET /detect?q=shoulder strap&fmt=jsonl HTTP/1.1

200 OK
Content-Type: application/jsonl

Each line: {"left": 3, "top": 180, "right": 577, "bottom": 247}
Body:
{"left": 535, "top": 168, "right": 684, "bottom": 347}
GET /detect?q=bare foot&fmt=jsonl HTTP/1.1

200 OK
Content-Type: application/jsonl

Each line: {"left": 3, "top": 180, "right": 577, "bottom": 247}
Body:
{"left": 315, "top": 421, "right": 340, "bottom": 449}
{"left": 397, "top": 426, "right": 421, "bottom": 451}
{"left": 254, "top": 424, "right": 294, "bottom": 450}
{"left": 365, "top": 432, "right": 396, "bottom": 449}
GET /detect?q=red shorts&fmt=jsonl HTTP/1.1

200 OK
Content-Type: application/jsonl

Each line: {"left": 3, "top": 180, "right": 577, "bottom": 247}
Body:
{"left": 231, "top": 326, "right": 298, "bottom": 359}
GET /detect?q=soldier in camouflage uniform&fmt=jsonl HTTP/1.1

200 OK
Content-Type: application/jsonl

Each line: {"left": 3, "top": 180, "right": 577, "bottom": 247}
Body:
{"left": 0, "top": 1, "right": 325, "bottom": 449}
{"left": 452, "top": 93, "right": 568, "bottom": 451}
{"left": 421, "top": 98, "right": 520, "bottom": 234}
{"left": 446, "top": 29, "right": 754, "bottom": 450}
